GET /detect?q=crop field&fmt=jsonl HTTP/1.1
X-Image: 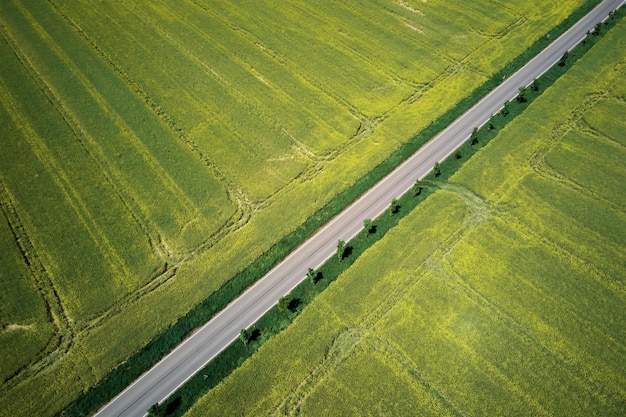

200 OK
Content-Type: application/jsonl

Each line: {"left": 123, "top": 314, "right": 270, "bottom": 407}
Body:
{"left": 0, "top": 0, "right": 600, "bottom": 415}
{"left": 184, "top": 17, "right": 626, "bottom": 417}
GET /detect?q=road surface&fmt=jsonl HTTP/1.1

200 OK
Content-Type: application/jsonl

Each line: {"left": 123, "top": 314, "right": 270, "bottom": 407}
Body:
{"left": 93, "top": 1, "right": 623, "bottom": 415}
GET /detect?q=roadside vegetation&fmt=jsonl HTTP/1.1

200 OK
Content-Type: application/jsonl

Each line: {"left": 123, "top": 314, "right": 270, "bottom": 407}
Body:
{"left": 182, "top": 13, "right": 626, "bottom": 417}
{"left": 0, "top": 1, "right": 607, "bottom": 416}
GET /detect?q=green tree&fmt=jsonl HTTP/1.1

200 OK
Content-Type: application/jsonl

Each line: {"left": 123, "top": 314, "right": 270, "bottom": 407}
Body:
{"left": 364, "top": 218, "right": 373, "bottom": 235}
{"left": 558, "top": 51, "right": 568, "bottom": 67}
{"left": 278, "top": 296, "right": 290, "bottom": 312}
{"left": 470, "top": 127, "right": 479, "bottom": 145}
{"left": 413, "top": 180, "right": 423, "bottom": 196}
{"left": 433, "top": 162, "right": 441, "bottom": 177}
{"left": 148, "top": 403, "right": 161, "bottom": 417}
{"left": 531, "top": 78, "right": 539, "bottom": 92}
{"left": 337, "top": 240, "right": 346, "bottom": 261}
{"left": 502, "top": 102, "right": 510, "bottom": 116}
{"left": 239, "top": 328, "right": 251, "bottom": 345}
{"left": 517, "top": 86, "right": 527, "bottom": 103}
{"left": 389, "top": 198, "right": 399, "bottom": 216}
{"left": 306, "top": 267, "right": 316, "bottom": 284}
{"left": 592, "top": 22, "right": 601, "bottom": 35}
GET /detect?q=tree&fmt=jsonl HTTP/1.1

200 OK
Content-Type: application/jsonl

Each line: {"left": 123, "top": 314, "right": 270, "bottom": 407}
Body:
{"left": 454, "top": 151, "right": 462, "bottom": 160}
{"left": 433, "top": 162, "right": 441, "bottom": 177}
{"left": 592, "top": 22, "right": 601, "bottom": 35}
{"left": 337, "top": 240, "right": 346, "bottom": 261}
{"left": 488, "top": 123, "right": 495, "bottom": 131}
{"left": 148, "top": 403, "right": 161, "bottom": 417}
{"left": 364, "top": 218, "right": 373, "bottom": 235}
{"left": 558, "top": 51, "right": 568, "bottom": 67}
{"left": 413, "top": 180, "right": 423, "bottom": 196}
{"left": 306, "top": 267, "right": 316, "bottom": 284}
{"left": 239, "top": 328, "right": 251, "bottom": 345}
{"left": 470, "top": 127, "right": 479, "bottom": 145}
{"left": 278, "top": 296, "right": 290, "bottom": 312}
{"left": 517, "top": 86, "right": 527, "bottom": 103}
{"left": 389, "top": 198, "right": 399, "bottom": 216}
{"left": 531, "top": 79, "right": 539, "bottom": 92}
{"left": 502, "top": 102, "right": 510, "bottom": 116}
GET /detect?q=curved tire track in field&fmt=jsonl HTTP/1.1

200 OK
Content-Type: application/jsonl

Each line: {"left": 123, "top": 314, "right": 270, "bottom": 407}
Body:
{"left": 4, "top": 0, "right": 256, "bottom": 350}
{"left": 1, "top": 2, "right": 176, "bottom": 383}
{"left": 272, "top": 185, "right": 499, "bottom": 416}
{"left": 271, "top": 328, "right": 464, "bottom": 417}
{"left": 439, "top": 238, "right": 626, "bottom": 411}
{"left": 3, "top": 0, "right": 259, "bottom": 382}
{"left": 124, "top": 0, "right": 379, "bottom": 209}
{"left": 528, "top": 61, "right": 626, "bottom": 215}
{"left": 0, "top": 13, "right": 169, "bottom": 266}
{"left": 0, "top": 9, "right": 173, "bottom": 327}
{"left": 0, "top": 179, "right": 74, "bottom": 390}
{"left": 48, "top": 0, "right": 254, "bottom": 258}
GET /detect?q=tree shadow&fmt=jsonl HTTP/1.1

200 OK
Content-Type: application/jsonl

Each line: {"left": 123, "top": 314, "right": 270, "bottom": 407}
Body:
{"left": 165, "top": 396, "right": 181, "bottom": 415}
{"left": 390, "top": 205, "right": 400, "bottom": 215}
{"left": 367, "top": 225, "right": 377, "bottom": 235}
{"left": 341, "top": 245, "right": 353, "bottom": 260}
{"left": 249, "top": 328, "right": 262, "bottom": 342}
{"left": 313, "top": 271, "right": 324, "bottom": 284}
{"left": 288, "top": 298, "right": 301, "bottom": 312}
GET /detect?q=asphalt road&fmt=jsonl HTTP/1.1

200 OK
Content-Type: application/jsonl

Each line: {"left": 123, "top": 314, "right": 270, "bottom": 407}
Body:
{"left": 93, "top": 1, "right": 623, "bottom": 416}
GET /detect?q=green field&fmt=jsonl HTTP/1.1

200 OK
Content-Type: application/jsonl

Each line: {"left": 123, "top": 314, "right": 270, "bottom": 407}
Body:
{"left": 0, "top": 0, "right": 602, "bottom": 415}
{"left": 184, "top": 17, "right": 626, "bottom": 417}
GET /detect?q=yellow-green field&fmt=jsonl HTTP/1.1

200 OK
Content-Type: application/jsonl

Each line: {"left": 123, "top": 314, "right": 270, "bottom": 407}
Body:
{"left": 183, "top": 17, "right": 626, "bottom": 417}
{"left": 0, "top": 0, "right": 600, "bottom": 415}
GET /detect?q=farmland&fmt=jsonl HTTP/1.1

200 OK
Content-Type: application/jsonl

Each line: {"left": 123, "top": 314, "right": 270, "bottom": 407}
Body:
{"left": 0, "top": 0, "right": 603, "bottom": 416}
{"left": 184, "top": 16, "right": 626, "bottom": 417}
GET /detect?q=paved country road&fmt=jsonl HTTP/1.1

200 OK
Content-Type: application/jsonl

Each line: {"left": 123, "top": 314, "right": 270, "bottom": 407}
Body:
{"left": 93, "top": 1, "right": 623, "bottom": 415}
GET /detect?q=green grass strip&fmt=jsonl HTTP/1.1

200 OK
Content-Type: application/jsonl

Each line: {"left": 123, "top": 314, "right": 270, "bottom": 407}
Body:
{"left": 59, "top": 1, "right": 614, "bottom": 416}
